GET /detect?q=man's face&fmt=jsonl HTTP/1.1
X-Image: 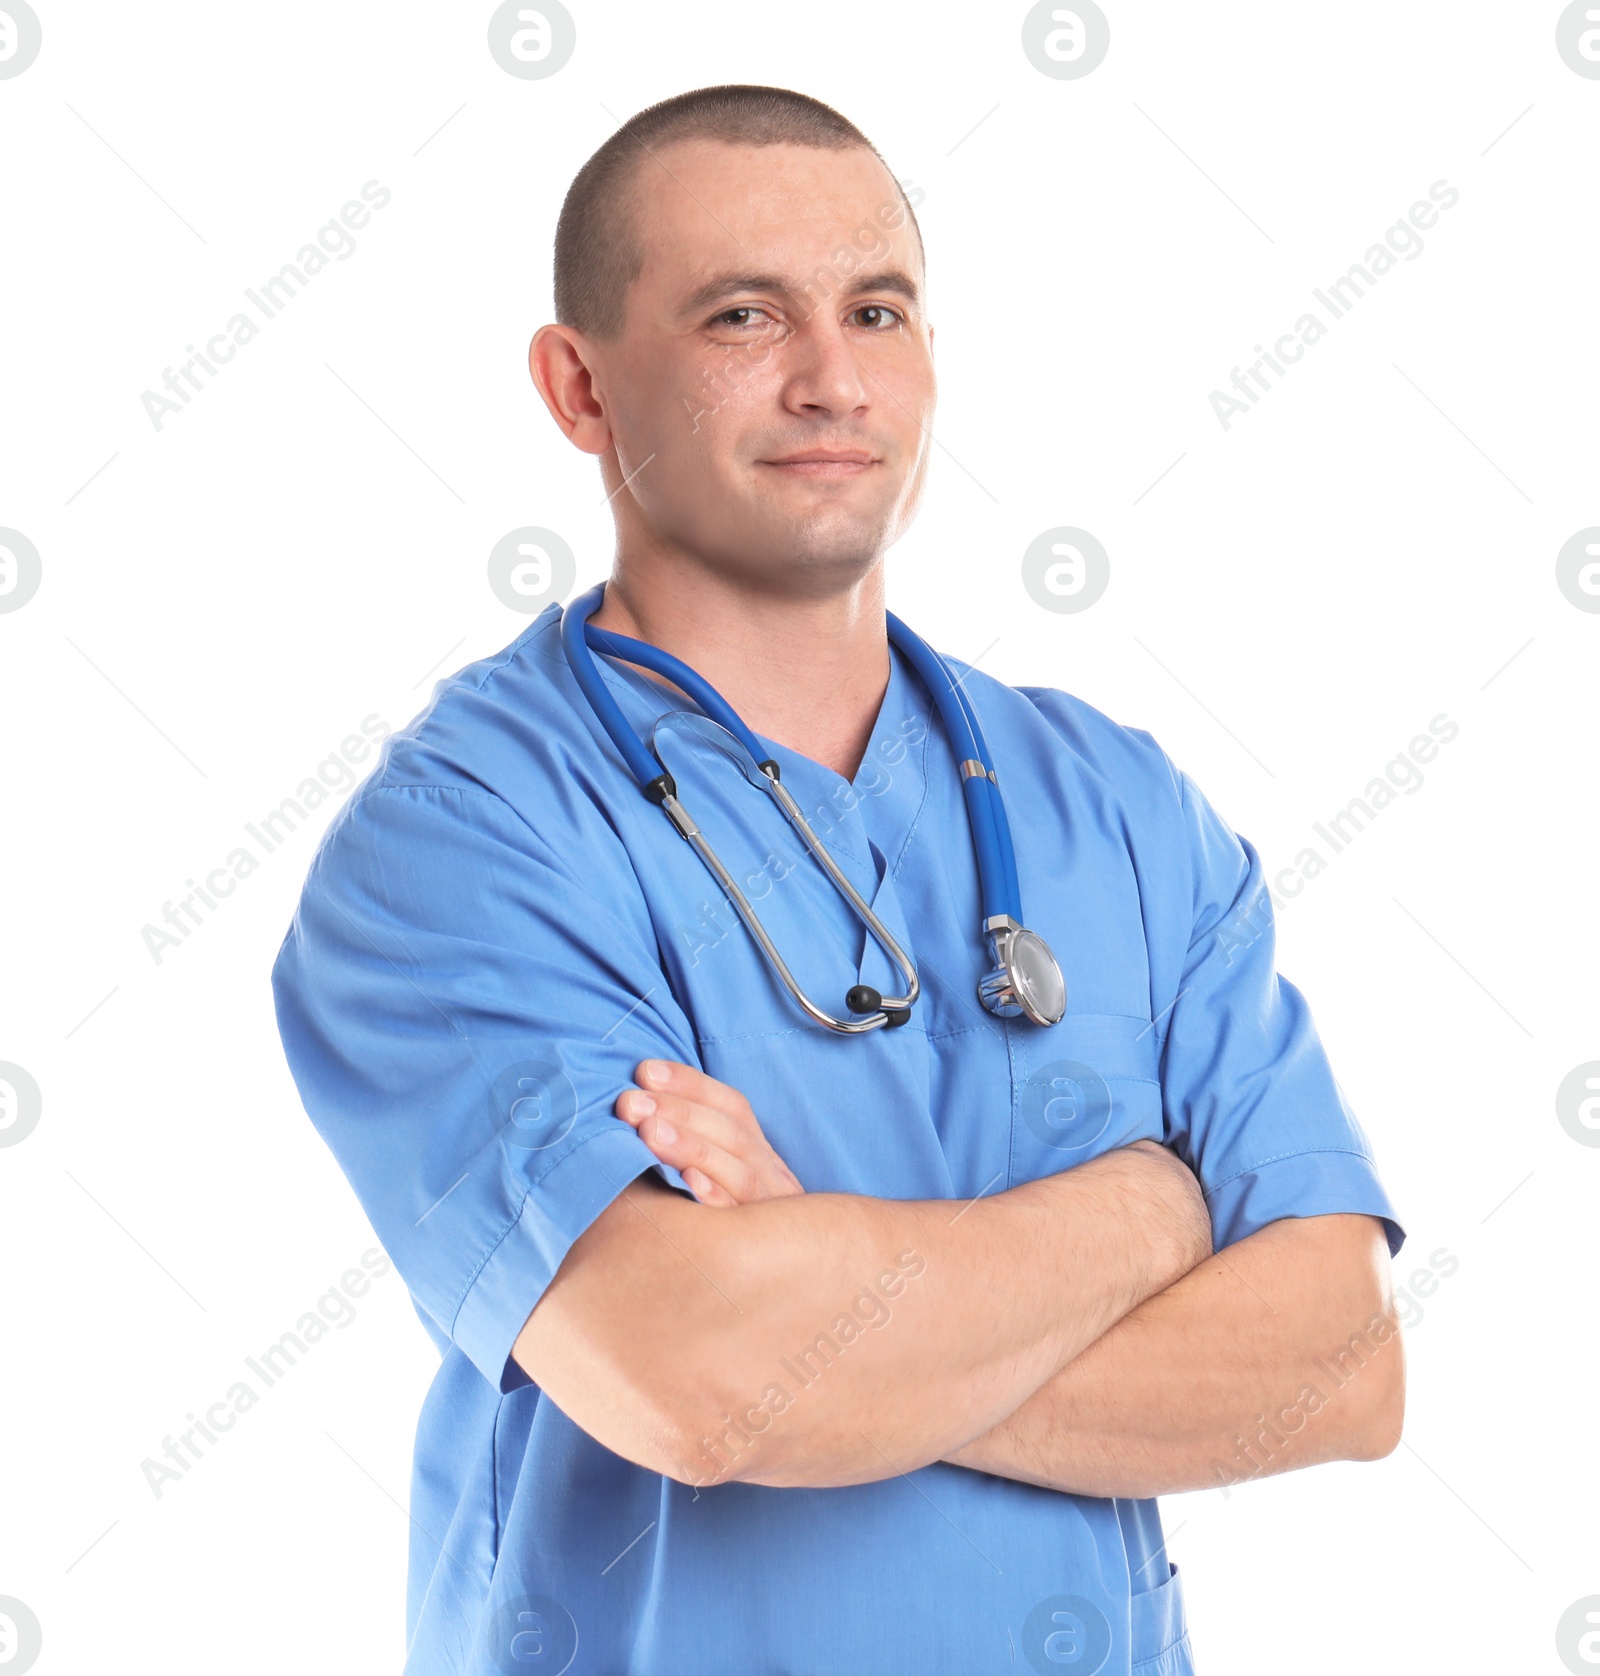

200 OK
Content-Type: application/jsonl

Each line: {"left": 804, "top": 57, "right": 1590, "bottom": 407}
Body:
{"left": 580, "top": 140, "right": 935, "bottom": 595}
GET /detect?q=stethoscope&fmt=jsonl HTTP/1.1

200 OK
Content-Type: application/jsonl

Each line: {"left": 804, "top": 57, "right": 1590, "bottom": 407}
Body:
{"left": 560, "top": 583, "right": 1066, "bottom": 1033}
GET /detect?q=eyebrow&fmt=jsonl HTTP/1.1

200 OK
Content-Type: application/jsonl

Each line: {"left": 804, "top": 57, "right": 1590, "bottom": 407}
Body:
{"left": 678, "top": 267, "right": 921, "bottom": 317}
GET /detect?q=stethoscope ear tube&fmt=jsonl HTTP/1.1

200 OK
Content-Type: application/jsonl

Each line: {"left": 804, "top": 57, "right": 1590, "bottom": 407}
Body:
{"left": 885, "top": 613, "right": 1061, "bottom": 1021}
{"left": 957, "top": 769, "right": 1022, "bottom": 925}
{"left": 585, "top": 622, "right": 771, "bottom": 768}
{"left": 660, "top": 786, "right": 906, "bottom": 1033}
{"left": 560, "top": 584, "right": 663, "bottom": 786}
{"left": 562, "top": 583, "right": 920, "bottom": 1032}
{"left": 562, "top": 585, "right": 1062, "bottom": 1031}
{"left": 885, "top": 613, "right": 1020, "bottom": 921}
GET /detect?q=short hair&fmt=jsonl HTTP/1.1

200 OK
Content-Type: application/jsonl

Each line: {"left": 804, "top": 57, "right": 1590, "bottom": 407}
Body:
{"left": 553, "top": 84, "right": 921, "bottom": 339}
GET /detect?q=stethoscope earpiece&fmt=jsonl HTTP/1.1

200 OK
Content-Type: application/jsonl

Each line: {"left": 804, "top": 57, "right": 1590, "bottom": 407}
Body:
{"left": 846, "top": 985, "right": 913, "bottom": 1028}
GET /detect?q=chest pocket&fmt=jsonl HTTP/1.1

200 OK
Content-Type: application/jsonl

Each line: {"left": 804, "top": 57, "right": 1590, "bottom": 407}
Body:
{"left": 1007, "top": 1013, "right": 1164, "bottom": 1187}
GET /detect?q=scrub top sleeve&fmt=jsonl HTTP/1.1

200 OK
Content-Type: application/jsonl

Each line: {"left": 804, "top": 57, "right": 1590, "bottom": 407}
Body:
{"left": 270, "top": 782, "right": 698, "bottom": 1394}
{"left": 1157, "top": 765, "right": 1405, "bottom": 1259}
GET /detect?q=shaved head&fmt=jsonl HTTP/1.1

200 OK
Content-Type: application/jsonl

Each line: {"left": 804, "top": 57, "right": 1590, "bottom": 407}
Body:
{"left": 554, "top": 84, "right": 923, "bottom": 339}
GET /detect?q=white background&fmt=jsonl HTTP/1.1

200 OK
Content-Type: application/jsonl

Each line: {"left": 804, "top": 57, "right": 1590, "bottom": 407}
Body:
{"left": 2, "top": 2, "right": 1596, "bottom": 1671}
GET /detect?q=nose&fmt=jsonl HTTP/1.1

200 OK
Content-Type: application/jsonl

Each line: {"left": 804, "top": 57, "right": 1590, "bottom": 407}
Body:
{"left": 781, "top": 313, "right": 869, "bottom": 419}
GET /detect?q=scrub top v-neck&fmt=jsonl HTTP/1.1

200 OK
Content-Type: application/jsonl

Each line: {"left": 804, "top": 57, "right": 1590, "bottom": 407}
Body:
{"left": 272, "top": 603, "right": 1403, "bottom": 1676}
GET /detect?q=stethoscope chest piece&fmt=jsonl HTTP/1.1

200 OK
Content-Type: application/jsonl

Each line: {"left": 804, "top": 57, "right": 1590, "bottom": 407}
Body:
{"left": 979, "top": 916, "right": 1067, "bottom": 1026}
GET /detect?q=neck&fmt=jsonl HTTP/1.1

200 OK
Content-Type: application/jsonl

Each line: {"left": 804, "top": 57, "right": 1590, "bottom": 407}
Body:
{"left": 588, "top": 553, "right": 892, "bottom": 780}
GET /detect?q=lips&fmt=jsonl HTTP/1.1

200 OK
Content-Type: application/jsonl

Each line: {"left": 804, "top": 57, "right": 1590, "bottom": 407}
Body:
{"left": 760, "top": 449, "right": 877, "bottom": 475}
{"left": 766, "top": 450, "right": 875, "bottom": 464}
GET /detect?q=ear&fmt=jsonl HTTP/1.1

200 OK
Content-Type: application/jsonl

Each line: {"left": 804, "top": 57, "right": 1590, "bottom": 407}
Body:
{"left": 529, "top": 324, "right": 612, "bottom": 457}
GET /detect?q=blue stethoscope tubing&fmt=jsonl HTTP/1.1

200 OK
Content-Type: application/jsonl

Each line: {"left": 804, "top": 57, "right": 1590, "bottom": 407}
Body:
{"left": 883, "top": 610, "right": 1020, "bottom": 925}
{"left": 560, "top": 583, "right": 1063, "bottom": 1031}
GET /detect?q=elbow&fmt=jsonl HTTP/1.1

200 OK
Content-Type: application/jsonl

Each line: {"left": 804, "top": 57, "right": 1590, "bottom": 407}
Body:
{"left": 537, "top": 1351, "right": 783, "bottom": 1489}
{"left": 655, "top": 1374, "right": 812, "bottom": 1489}
{"left": 511, "top": 1178, "right": 771, "bottom": 1482}
{"left": 655, "top": 1402, "right": 767, "bottom": 1490}
{"left": 1348, "top": 1385, "right": 1404, "bottom": 1462}
{"left": 625, "top": 1374, "right": 748, "bottom": 1488}
{"left": 597, "top": 1403, "right": 780, "bottom": 1490}
{"left": 1345, "top": 1326, "right": 1406, "bottom": 1462}
{"left": 655, "top": 1376, "right": 870, "bottom": 1491}
{"left": 1331, "top": 1221, "right": 1408, "bottom": 1463}
{"left": 533, "top": 1354, "right": 909, "bottom": 1493}
{"left": 512, "top": 1313, "right": 747, "bottom": 1484}
{"left": 531, "top": 1372, "right": 738, "bottom": 1486}
{"left": 511, "top": 1352, "right": 690, "bottom": 1481}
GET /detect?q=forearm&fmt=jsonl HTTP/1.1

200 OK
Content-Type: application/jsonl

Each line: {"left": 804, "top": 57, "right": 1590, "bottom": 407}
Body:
{"left": 515, "top": 1151, "right": 1201, "bottom": 1490}
{"left": 945, "top": 1213, "right": 1403, "bottom": 1498}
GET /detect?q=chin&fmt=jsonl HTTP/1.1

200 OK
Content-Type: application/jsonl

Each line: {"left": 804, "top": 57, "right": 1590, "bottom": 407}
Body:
{"left": 761, "top": 517, "right": 892, "bottom": 585}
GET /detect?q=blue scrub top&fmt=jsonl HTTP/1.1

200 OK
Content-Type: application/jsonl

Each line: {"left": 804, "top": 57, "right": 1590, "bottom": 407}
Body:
{"left": 271, "top": 603, "right": 1403, "bottom": 1676}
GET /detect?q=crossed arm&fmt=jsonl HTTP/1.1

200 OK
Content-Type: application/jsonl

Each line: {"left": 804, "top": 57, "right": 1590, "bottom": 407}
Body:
{"left": 512, "top": 1062, "right": 1403, "bottom": 1496}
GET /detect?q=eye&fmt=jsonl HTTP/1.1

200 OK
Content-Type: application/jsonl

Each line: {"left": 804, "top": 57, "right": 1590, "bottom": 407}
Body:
{"left": 850, "top": 304, "right": 903, "bottom": 330}
{"left": 710, "top": 305, "right": 773, "bottom": 330}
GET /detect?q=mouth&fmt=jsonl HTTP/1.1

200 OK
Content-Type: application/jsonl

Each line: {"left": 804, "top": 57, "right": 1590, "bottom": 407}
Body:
{"left": 758, "top": 449, "right": 878, "bottom": 478}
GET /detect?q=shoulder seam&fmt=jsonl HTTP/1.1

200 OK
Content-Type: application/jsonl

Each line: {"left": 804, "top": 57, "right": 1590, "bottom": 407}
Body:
{"left": 354, "top": 778, "right": 551, "bottom": 849}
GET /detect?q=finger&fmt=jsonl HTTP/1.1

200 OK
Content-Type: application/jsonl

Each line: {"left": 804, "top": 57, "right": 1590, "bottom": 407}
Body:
{"left": 630, "top": 1071, "right": 785, "bottom": 1178}
{"left": 637, "top": 1121, "right": 768, "bottom": 1204}
{"left": 635, "top": 1059, "right": 754, "bottom": 1122}
{"left": 615, "top": 1082, "right": 803, "bottom": 1202}
{"left": 616, "top": 1088, "right": 747, "bottom": 1160}
{"left": 682, "top": 1166, "right": 736, "bottom": 1208}
{"left": 637, "top": 1092, "right": 801, "bottom": 1199}
{"left": 617, "top": 1092, "right": 798, "bottom": 1203}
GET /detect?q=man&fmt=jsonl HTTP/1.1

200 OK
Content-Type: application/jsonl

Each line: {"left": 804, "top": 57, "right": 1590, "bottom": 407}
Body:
{"left": 272, "top": 85, "right": 1405, "bottom": 1676}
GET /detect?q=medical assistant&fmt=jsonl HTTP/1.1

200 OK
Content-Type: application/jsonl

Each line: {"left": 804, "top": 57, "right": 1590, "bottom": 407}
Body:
{"left": 271, "top": 601, "right": 1405, "bottom": 1676}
